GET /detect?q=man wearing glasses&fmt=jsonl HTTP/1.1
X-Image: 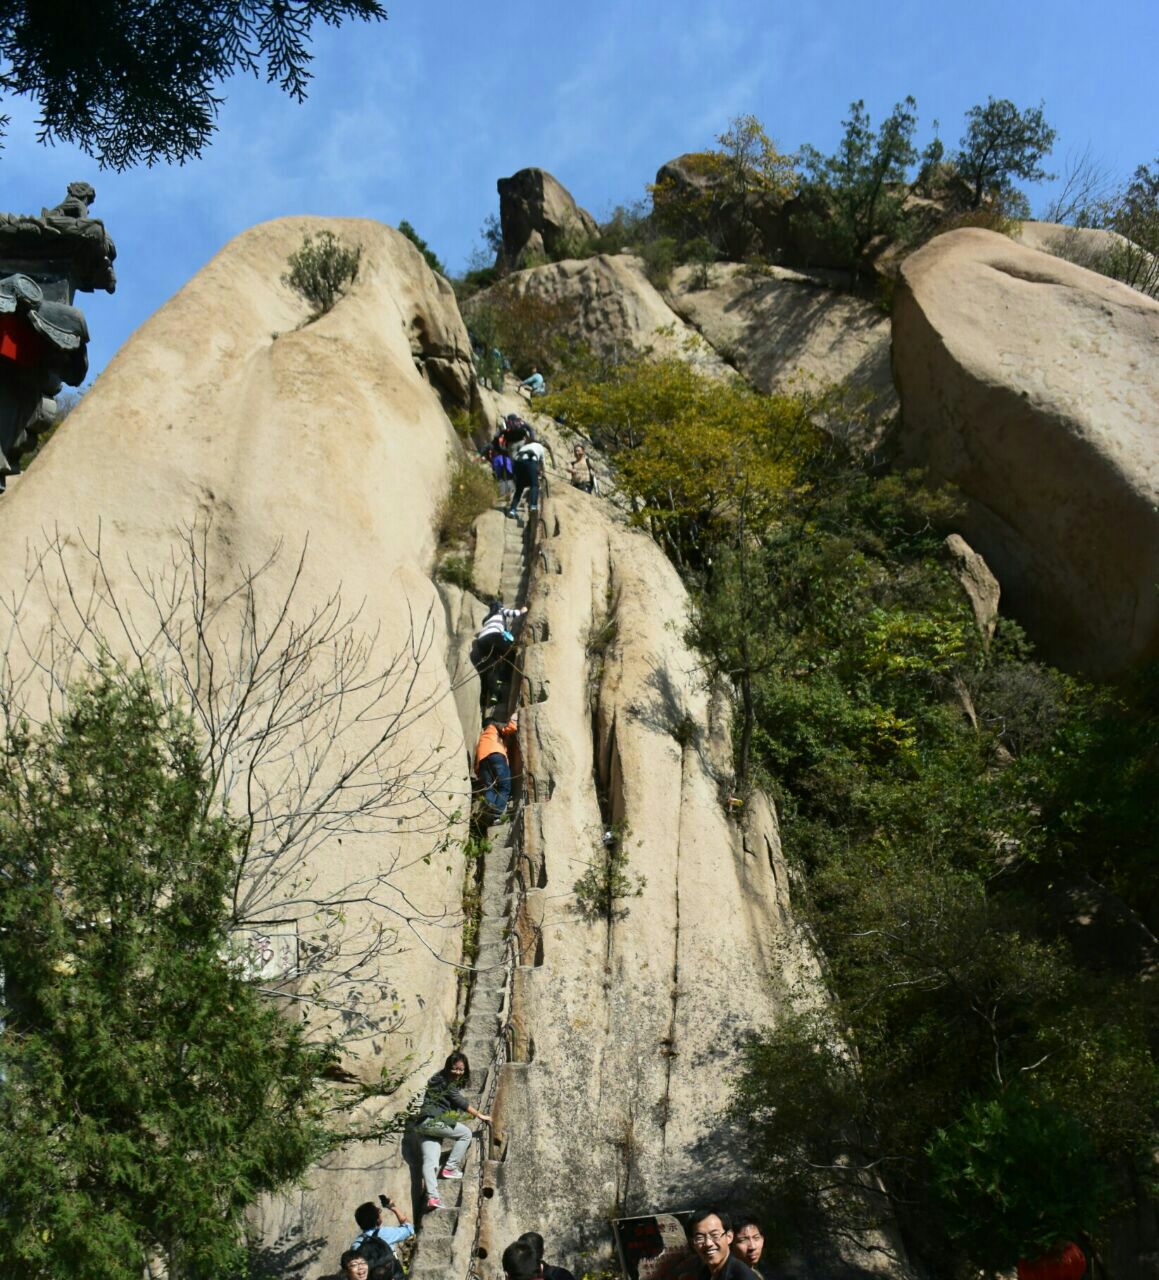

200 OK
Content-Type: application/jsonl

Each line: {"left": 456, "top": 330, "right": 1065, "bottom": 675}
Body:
{"left": 685, "top": 1209, "right": 759, "bottom": 1279}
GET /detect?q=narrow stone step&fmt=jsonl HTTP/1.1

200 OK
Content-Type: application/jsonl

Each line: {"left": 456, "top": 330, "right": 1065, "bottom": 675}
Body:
{"left": 410, "top": 1263, "right": 456, "bottom": 1280}
{"left": 411, "top": 1237, "right": 454, "bottom": 1269}
{"left": 418, "top": 1206, "right": 460, "bottom": 1237}
{"left": 462, "top": 1036, "right": 495, "bottom": 1066}
{"left": 467, "top": 994, "right": 505, "bottom": 1023}
{"left": 462, "top": 1009, "right": 500, "bottom": 1036}
{"left": 475, "top": 946, "right": 505, "bottom": 973}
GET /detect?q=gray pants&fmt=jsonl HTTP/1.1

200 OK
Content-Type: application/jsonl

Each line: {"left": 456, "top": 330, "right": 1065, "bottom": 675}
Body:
{"left": 419, "top": 1121, "right": 472, "bottom": 1193}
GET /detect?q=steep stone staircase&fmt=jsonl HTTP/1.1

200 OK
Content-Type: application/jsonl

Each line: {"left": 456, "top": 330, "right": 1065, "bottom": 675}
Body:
{"left": 407, "top": 503, "right": 535, "bottom": 1279}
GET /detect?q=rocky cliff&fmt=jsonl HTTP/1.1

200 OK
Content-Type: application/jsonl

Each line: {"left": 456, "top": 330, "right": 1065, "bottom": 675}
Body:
{"left": 0, "top": 215, "right": 884, "bottom": 1278}
{"left": 891, "top": 226, "right": 1159, "bottom": 674}
{"left": 0, "top": 216, "right": 479, "bottom": 1271}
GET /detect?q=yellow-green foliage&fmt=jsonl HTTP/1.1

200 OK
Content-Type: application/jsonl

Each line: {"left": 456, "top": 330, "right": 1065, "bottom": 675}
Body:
{"left": 466, "top": 282, "right": 579, "bottom": 375}
{"left": 544, "top": 356, "right": 821, "bottom": 567}
{"left": 436, "top": 454, "right": 496, "bottom": 546}
{"left": 649, "top": 114, "right": 798, "bottom": 252}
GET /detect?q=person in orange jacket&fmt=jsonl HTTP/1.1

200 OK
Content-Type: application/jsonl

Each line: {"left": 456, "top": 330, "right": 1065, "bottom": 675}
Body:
{"left": 474, "top": 714, "right": 519, "bottom": 821}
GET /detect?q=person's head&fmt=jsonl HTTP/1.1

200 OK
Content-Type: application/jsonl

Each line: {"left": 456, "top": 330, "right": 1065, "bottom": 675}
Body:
{"left": 442, "top": 1050, "right": 470, "bottom": 1084}
{"left": 731, "top": 1216, "right": 764, "bottom": 1268}
{"left": 355, "top": 1238, "right": 391, "bottom": 1270}
{"left": 339, "top": 1248, "right": 370, "bottom": 1280}
{"left": 687, "top": 1209, "right": 733, "bottom": 1273}
{"left": 354, "top": 1201, "right": 381, "bottom": 1231}
{"left": 518, "top": 1231, "right": 546, "bottom": 1263}
{"left": 486, "top": 598, "right": 504, "bottom": 618}
{"left": 502, "top": 1238, "right": 541, "bottom": 1280}
{"left": 573, "top": 444, "right": 584, "bottom": 456}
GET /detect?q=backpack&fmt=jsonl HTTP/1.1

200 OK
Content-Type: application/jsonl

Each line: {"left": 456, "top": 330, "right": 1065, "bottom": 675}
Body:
{"left": 357, "top": 1231, "right": 403, "bottom": 1280}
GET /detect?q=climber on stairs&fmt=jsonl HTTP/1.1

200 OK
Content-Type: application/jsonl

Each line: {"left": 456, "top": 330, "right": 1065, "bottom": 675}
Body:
{"left": 415, "top": 1051, "right": 492, "bottom": 1211}
{"left": 474, "top": 713, "right": 520, "bottom": 824}
{"left": 507, "top": 435, "right": 555, "bottom": 520}
{"left": 470, "top": 599, "right": 527, "bottom": 710}
{"left": 517, "top": 366, "right": 546, "bottom": 399}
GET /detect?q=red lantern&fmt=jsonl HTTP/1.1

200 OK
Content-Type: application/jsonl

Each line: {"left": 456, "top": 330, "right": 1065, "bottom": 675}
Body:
{"left": 1016, "top": 1241, "right": 1086, "bottom": 1279}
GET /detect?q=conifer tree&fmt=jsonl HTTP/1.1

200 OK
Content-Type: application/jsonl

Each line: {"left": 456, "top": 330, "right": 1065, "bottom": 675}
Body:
{"left": 0, "top": 668, "right": 333, "bottom": 1279}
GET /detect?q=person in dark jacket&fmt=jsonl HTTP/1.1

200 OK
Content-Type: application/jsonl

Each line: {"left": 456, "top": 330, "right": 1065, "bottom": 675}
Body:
{"left": 730, "top": 1216, "right": 767, "bottom": 1276}
{"left": 518, "top": 1230, "right": 577, "bottom": 1280}
{"left": 415, "top": 1051, "right": 492, "bottom": 1210}
{"left": 502, "top": 1239, "right": 540, "bottom": 1279}
{"left": 685, "top": 1210, "right": 759, "bottom": 1280}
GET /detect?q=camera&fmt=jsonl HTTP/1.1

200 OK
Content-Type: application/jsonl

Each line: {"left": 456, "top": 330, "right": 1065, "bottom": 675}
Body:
{"left": 379, "top": 1193, "right": 392, "bottom": 1210}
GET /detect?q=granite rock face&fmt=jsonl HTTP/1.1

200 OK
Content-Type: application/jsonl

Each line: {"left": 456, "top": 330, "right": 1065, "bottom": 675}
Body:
{"left": 497, "top": 168, "right": 599, "bottom": 268}
{"left": 465, "top": 407, "right": 909, "bottom": 1278}
{"left": 944, "top": 533, "right": 1000, "bottom": 639}
{"left": 478, "top": 252, "right": 728, "bottom": 375}
{"left": 0, "top": 216, "right": 477, "bottom": 1269}
{"left": 891, "top": 227, "right": 1159, "bottom": 673}
{"left": 668, "top": 260, "right": 895, "bottom": 413}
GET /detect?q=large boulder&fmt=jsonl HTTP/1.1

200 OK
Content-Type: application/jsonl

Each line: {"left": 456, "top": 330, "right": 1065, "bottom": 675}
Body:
{"left": 0, "top": 216, "right": 477, "bottom": 1268}
{"left": 891, "top": 227, "right": 1159, "bottom": 673}
{"left": 668, "top": 261, "right": 895, "bottom": 414}
{"left": 497, "top": 167, "right": 599, "bottom": 267}
{"left": 478, "top": 253, "right": 728, "bottom": 376}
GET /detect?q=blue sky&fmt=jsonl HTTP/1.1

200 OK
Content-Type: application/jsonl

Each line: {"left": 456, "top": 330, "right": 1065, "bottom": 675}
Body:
{"left": 2, "top": 0, "right": 1155, "bottom": 380}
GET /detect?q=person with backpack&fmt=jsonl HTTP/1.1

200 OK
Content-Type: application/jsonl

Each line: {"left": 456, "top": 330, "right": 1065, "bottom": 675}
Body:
{"left": 350, "top": 1196, "right": 412, "bottom": 1276}
{"left": 470, "top": 599, "right": 527, "bottom": 709}
{"left": 503, "top": 412, "right": 535, "bottom": 448}
{"left": 484, "top": 439, "right": 514, "bottom": 498}
{"left": 507, "top": 436, "right": 555, "bottom": 519}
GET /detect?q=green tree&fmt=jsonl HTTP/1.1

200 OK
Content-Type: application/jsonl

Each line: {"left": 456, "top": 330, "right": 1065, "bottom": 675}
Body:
{"left": 283, "top": 229, "right": 361, "bottom": 318}
{"left": 686, "top": 544, "right": 782, "bottom": 782}
{"left": 711, "top": 456, "right": 1159, "bottom": 1273}
{"left": 928, "top": 1092, "right": 1112, "bottom": 1269}
{"left": 464, "top": 281, "right": 580, "bottom": 377}
{"left": 955, "top": 97, "right": 1057, "bottom": 212}
{"left": 0, "top": 1, "right": 387, "bottom": 169}
{"left": 543, "top": 355, "right": 819, "bottom": 571}
{"left": 797, "top": 97, "right": 919, "bottom": 282}
{"left": 398, "top": 219, "right": 446, "bottom": 276}
{"left": 649, "top": 113, "right": 797, "bottom": 258}
{"left": 1104, "top": 158, "right": 1159, "bottom": 297}
{"left": 0, "top": 668, "right": 333, "bottom": 1279}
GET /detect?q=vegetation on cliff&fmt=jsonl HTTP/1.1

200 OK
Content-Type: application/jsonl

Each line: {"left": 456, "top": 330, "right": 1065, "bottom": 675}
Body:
{"left": 547, "top": 361, "right": 1159, "bottom": 1277}
{"left": 469, "top": 99, "right": 1152, "bottom": 310}
{"left": 0, "top": 531, "right": 460, "bottom": 1278}
{"left": 0, "top": 669, "right": 333, "bottom": 1279}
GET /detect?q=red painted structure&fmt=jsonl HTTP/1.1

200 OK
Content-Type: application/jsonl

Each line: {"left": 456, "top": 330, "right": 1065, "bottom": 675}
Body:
{"left": 1017, "top": 1241, "right": 1087, "bottom": 1279}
